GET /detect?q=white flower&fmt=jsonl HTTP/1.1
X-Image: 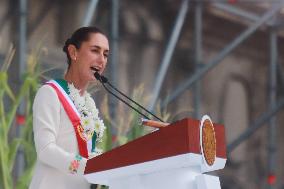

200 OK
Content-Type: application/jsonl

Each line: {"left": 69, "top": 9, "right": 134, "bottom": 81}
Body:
{"left": 67, "top": 82, "right": 105, "bottom": 143}
{"left": 85, "top": 94, "right": 99, "bottom": 116}
{"left": 93, "top": 119, "right": 105, "bottom": 141}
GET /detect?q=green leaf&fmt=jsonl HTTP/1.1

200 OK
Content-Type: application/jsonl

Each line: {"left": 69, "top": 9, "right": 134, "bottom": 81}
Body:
{"left": 99, "top": 118, "right": 113, "bottom": 151}
{"left": 0, "top": 143, "right": 13, "bottom": 189}
{"left": 15, "top": 163, "right": 35, "bottom": 189}
{"left": 21, "top": 140, "right": 36, "bottom": 165}
{"left": 3, "top": 82, "right": 16, "bottom": 102}
{"left": 8, "top": 138, "right": 22, "bottom": 171}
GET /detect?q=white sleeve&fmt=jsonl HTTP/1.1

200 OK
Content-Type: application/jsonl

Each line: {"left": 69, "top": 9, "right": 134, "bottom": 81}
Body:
{"left": 33, "top": 85, "right": 87, "bottom": 175}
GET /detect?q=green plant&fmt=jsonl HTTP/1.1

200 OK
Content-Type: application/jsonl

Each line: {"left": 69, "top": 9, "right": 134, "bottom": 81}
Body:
{"left": 0, "top": 44, "right": 37, "bottom": 189}
{"left": 0, "top": 44, "right": 53, "bottom": 189}
{"left": 14, "top": 45, "right": 46, "bottom": 189}
{"left": 0, "top": 45, "right": 17, "bottom": 189}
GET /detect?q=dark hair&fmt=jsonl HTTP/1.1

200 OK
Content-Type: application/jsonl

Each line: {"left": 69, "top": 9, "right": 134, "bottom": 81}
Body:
{"left": 63, "top": 26, "right": 106, "bottom": 67}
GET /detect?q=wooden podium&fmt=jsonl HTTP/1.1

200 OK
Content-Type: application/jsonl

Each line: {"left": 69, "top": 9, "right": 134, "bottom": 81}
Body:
{"left": 84, "top": 116, "right": 227, "bottom": 189}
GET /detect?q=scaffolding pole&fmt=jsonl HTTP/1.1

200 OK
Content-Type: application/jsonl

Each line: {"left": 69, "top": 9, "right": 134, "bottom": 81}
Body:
{"left": 162, "top": 4, "right": 284, "bottom": 108}
{"left": 193, "top": 2, "right": 202, "bottom": 119}
{"left": 278, "top": 63, "right": 284, "bottom": 87}
{"left": 267, "top": 28, "right": 278, "bottom": 189}
{"left": 227, "top": 98, "right": 284, "bottom": 153}
{"left": 82, "top": 0, "right": 99, "bottom": 26}
{"left": 148, "top": 0, "right": 190, "bottom": 111}
{"left": 212, "top": 3, "right": 262, "bottom": 24}
{"left": 16, "top": 0, "right": 27, "bottom": 180}
{"left": 19, "top": 0, "right": 27, "bottom": 75}
{"left": 109, "top": 0, "right": 119, "bottom": 121}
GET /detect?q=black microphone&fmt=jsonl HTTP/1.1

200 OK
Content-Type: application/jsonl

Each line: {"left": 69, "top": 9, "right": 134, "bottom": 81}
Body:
{"left": 93, "top": 70, "right": 164, "bottom": 122}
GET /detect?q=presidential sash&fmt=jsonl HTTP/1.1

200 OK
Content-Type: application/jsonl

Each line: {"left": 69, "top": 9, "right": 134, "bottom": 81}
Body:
{"left": 46, "top": 79, "right": 89, "bottom": 158}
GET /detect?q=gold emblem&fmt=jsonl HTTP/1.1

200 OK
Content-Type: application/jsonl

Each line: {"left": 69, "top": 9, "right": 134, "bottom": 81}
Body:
{"left": 202, "top": 119, "right": 216, "bottom": 166}
{"left": 77, "top": 124, "right": 88, "bottom": 142}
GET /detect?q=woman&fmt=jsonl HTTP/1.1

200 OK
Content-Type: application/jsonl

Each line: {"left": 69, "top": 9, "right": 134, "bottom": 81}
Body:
{"left": 29, "top": 26, "right": 109, "bottom": 189}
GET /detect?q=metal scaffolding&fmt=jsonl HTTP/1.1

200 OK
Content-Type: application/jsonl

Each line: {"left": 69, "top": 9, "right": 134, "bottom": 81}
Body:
{"left": 162, "top": 3, "right": 284, "bottom": 107}
{"left": 144, "top": 2, "right": 283, "bottom": 188}
{"left": 15, "top": 0, "right": 27, "bottom": 181}
{"left": 109, "top": 0, "right": 119, "bottom": 122}
{"left": 82, "top": 0, "right": 99, "bottom": 27}
{"left": 148, "top": 0, "right": 190, "bottom": 111}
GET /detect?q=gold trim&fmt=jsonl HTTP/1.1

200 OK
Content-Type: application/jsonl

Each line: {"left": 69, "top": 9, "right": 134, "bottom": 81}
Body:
{"left": 77, "top": 124, "right": 88, "bottom": 142}
{"left": 202, "top": 119, "right": 216, "bottom": 166}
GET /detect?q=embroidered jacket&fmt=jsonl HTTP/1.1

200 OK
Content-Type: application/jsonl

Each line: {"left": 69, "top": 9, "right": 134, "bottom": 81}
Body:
{"left": 29, "top": 81, "right": 91, "bottom": 189}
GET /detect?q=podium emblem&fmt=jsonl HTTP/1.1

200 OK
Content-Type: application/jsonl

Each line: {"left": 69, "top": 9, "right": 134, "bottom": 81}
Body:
{"left": 200, "top": 115, "right": 216, "bottom": 166}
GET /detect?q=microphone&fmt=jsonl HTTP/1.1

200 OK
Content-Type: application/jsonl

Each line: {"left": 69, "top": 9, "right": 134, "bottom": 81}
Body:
{"left": 93, "top": 69, "right": 165, "bottom": 122}
{"left": 95, "top": 74, "right": 108, "bottom": 83}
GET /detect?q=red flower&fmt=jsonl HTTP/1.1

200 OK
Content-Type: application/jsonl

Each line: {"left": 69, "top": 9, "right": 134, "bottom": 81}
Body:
{"left": 267, "top": 174, "right": 276, "bottom": 185}
{"left": 16, "top": 114, "right": 26, "bottom": 125}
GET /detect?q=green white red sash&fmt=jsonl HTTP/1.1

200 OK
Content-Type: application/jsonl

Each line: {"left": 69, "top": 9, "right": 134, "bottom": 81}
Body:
{"left": 46, "top": 80, "right": 89, "bottom": 158}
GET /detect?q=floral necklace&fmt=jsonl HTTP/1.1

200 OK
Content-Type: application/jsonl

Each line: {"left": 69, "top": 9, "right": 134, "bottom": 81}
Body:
{"left": 68, "top": 83, "right": 105, "bottom": 143}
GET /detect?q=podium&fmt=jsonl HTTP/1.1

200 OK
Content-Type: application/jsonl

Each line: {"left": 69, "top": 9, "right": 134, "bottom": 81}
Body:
{"left": 84, "top": 116, "right": 227, "bottom": 189}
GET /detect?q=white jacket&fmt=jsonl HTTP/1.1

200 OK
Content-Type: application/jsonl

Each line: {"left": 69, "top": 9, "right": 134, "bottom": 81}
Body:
{"left": 29, "top": 85, "right": 90, "bottom": 189}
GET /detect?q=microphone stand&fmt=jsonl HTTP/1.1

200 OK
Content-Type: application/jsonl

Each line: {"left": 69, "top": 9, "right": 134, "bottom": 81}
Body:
{"left": 94, "top": 72, "right": 165, "bottom": 123}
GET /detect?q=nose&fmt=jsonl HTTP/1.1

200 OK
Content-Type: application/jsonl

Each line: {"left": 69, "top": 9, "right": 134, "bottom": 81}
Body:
{"left": 98, "top": 52, "right": 106, "bottom": 64}
{"left": 96, "top": 53, "right": 107, "bottom": 71}
{"left": 95, "top": 54, "right": 103, "bottom": 67}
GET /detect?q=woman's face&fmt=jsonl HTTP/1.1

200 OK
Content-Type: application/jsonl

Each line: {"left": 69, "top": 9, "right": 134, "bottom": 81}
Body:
{"left": 73, "top": 33, "right": 109, "bottom": 82}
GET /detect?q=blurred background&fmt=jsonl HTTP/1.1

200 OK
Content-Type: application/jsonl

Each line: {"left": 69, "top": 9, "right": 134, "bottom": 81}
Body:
{"left": 1, "top": 0, "right": 284, "bottom": 189}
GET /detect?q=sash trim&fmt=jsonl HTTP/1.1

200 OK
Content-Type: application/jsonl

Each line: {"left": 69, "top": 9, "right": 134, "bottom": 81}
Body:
{"left": 46, "top": 80, "right": 89, "bottom": 158}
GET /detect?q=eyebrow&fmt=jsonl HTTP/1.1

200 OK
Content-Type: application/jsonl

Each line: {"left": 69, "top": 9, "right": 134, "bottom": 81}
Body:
{"left": 91, "top": 45, "right": 109, "bottom": 52}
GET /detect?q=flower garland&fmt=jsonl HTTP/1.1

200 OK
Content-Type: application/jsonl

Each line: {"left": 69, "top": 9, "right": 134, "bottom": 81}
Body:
{"left": 68, "top": 83, "right": 105, "bottom": 145}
